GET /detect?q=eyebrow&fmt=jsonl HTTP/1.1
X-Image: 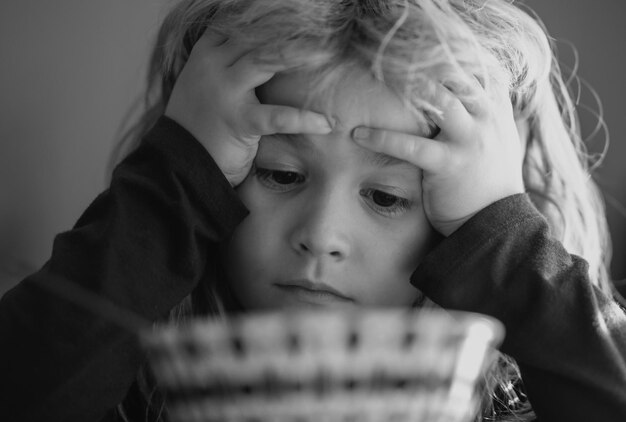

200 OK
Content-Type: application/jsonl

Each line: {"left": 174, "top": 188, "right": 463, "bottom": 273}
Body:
{"left": 270, "top": 134, "right": 412, "bottom": 168}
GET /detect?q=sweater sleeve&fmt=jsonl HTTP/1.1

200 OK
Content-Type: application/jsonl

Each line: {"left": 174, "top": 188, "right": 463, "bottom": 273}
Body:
{"left": 0, "top": 116, "right": 248, "bottom": 422}
{"left": 411, "top": 193, "right": 626, "bottom": 421}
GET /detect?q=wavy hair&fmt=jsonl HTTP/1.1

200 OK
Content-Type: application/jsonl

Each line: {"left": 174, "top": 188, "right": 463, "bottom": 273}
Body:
{"left": 117, "top": 1, "right": 611, "bottom": 420}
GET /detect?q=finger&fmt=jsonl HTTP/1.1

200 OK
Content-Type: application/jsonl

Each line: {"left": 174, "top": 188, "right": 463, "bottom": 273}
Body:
{"left": 489, "top": 78, "right": 515, "bottom": 112}
{"left": 197, "top": 29, "right": 228, "bottom": 47}
{"left": 425, "top": 83, "right": 473, "bottom": 139}
{"left": 351, "top": 126, "right": 448, "bottom": 172}
{"left": 193, "top": 29, "right": 228, "bottom": 58}
{"left": 241, "top": 104, "right": 332, "bottom": 136}
{"left": 229, "top": 52, "right": 291, "bottom": 88}
{"left": 194, "top": 31, "right": 250, "bottom": 68}
{"left": 440, "top": 74, "right": 488, "bottom": 116}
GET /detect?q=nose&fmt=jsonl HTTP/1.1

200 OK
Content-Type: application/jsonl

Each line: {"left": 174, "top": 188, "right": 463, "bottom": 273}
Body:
{"left": 289, "top": 192, "right": 352, "bottom": 261}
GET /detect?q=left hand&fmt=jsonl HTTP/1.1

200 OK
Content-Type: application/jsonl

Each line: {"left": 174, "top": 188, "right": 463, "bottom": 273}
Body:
{"left": 352, "top": 75, "right": 525, "bottom": 236}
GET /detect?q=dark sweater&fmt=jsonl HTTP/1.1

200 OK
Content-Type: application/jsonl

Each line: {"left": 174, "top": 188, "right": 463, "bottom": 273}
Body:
{"left": 1, "top": 117, "right": 625, "bottom": 421}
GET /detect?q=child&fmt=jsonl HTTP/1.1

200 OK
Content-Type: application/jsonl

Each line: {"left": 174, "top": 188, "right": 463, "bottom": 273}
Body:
{"left": 1, "top": 0, "right": 625, "bottom": 421}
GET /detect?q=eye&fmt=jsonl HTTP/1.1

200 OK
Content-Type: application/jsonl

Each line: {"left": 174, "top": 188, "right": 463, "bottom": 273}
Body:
{"left": 360, "top": 188, "right": 412, "bottom": 217}
{"left": 255, "top": 167, "right": 305, "bottom": 191}
{"left": 371, "top": 191, "right": 399, "bottom": 207}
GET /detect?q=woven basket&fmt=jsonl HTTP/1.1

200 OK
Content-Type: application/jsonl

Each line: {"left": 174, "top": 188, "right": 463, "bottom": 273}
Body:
{"left": 142, "top": 308, "right": 504, "bottom": 422}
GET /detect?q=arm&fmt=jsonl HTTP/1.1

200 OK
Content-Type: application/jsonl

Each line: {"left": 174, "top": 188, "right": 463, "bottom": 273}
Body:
{"left": 1, "top": 28, "right": 332, "bottom": 421}
{"left": 349, "top": 66, "right": 626, "bottom": 421}
{"left": 0, "top": 117, "right": 248, "bottom": 422}
{"left": 412, "top": 194, "right": 626, "bottom": 421}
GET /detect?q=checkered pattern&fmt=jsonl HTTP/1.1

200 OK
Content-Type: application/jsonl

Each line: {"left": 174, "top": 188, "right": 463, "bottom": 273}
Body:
{"left": 141, "top": 308, "right": 503, "bottom": 422}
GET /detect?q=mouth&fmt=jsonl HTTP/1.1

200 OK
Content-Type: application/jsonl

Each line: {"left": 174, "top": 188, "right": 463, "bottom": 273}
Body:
{"left": 273, "top": 279, "right": 355, "bottom": 305}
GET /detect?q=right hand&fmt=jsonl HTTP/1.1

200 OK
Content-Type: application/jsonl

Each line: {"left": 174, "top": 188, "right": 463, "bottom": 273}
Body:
{"left": 165, "top": 31, "right": 333, "bottom": 186}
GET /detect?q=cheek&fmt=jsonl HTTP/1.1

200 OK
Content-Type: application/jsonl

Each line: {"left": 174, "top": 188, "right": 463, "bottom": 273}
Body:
{"left": 363, "top": 211, "right": 437, "bottom": 306}
{"left": 381, "top": 210, "right": 436, "bottom": 271}
{"left": 223, "top": 179, "right": 294, "bottom": 309}
{"left": 226, "top": 220, "right": 262, "bottom": 275}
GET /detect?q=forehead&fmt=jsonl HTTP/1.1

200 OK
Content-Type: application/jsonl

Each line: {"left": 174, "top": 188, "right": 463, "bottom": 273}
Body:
{"left": 257, "top": 69, "right": 429, "bottom": 137}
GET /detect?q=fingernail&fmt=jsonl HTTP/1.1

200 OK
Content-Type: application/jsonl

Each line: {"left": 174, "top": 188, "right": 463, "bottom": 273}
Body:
{"left": 318, "top": 116, "right": 333, "bottom": 133}
{"left": 326, "top": 115, "right": 337, "bottom": 129}
{"left": 352, "top": 127, "right": 370, "bottom": 142}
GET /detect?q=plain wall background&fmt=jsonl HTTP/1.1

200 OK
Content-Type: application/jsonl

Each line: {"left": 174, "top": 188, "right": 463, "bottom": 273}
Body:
{"left": 1, "top": 0, "right": 625, "bottom": 295}
{"left": 0, "top": 0, "right": 172, "bottom": 291}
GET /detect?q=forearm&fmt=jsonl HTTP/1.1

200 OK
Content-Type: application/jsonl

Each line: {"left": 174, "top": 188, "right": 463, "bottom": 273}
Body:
{"left": 0, "top": 117, "right": 247, "bottom": 421}
{"left": 412, "top": 194, "right": 626, "bottom": 421}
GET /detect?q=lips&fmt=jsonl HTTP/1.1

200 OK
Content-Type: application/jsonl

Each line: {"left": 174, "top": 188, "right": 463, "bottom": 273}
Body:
{"left": 273, "top": 279, "right": 355, "bottom": 304}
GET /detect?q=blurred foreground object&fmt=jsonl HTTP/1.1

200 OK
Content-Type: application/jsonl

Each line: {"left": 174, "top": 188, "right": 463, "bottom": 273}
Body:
{"left": 142, "top": 308, "right": 504, "bottom": 422}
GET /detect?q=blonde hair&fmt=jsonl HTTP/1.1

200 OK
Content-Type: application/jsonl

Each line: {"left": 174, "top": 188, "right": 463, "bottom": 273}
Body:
{"left": 118, "top": 1, "right": 611, "bottom": 420}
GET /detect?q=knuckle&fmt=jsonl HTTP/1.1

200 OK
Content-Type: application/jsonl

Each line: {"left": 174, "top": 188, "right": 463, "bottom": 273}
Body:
{"left": 244, "top": 119, "right": 261, "bottom": 136}
{"left": 373, "top": 130, "right": 388, "bottom": 148}
{"left": 376, "top": 131, "right": 397, "bottom": 154}
{"left": 448, "top": 148, "right": 463, "bottom": 168}
{"left": 240, "top": 107, "right": 261, "bottom": 135}
{"left": 406, "top": 139, "right": 420, "bottom": 157}
{"left": 269, "top": 109, "right": 290, "bottom": 131}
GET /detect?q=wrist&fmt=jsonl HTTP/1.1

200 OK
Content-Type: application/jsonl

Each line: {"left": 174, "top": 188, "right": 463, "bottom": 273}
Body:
{"left": 431, "top": 186, "right": 525, "bottom": 236}
{"left": 433, "top": 214, "right": 477, "bottom": 237}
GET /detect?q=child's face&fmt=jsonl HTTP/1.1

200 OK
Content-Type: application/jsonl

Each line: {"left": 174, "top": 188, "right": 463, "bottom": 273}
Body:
{"left": 225, "top": 69, "right": 437, "bottom": 310}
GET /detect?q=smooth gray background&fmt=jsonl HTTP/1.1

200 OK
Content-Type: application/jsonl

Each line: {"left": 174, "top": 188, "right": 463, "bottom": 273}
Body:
{"left": 1, "top": 0, "right": 625, "bottom": 295}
